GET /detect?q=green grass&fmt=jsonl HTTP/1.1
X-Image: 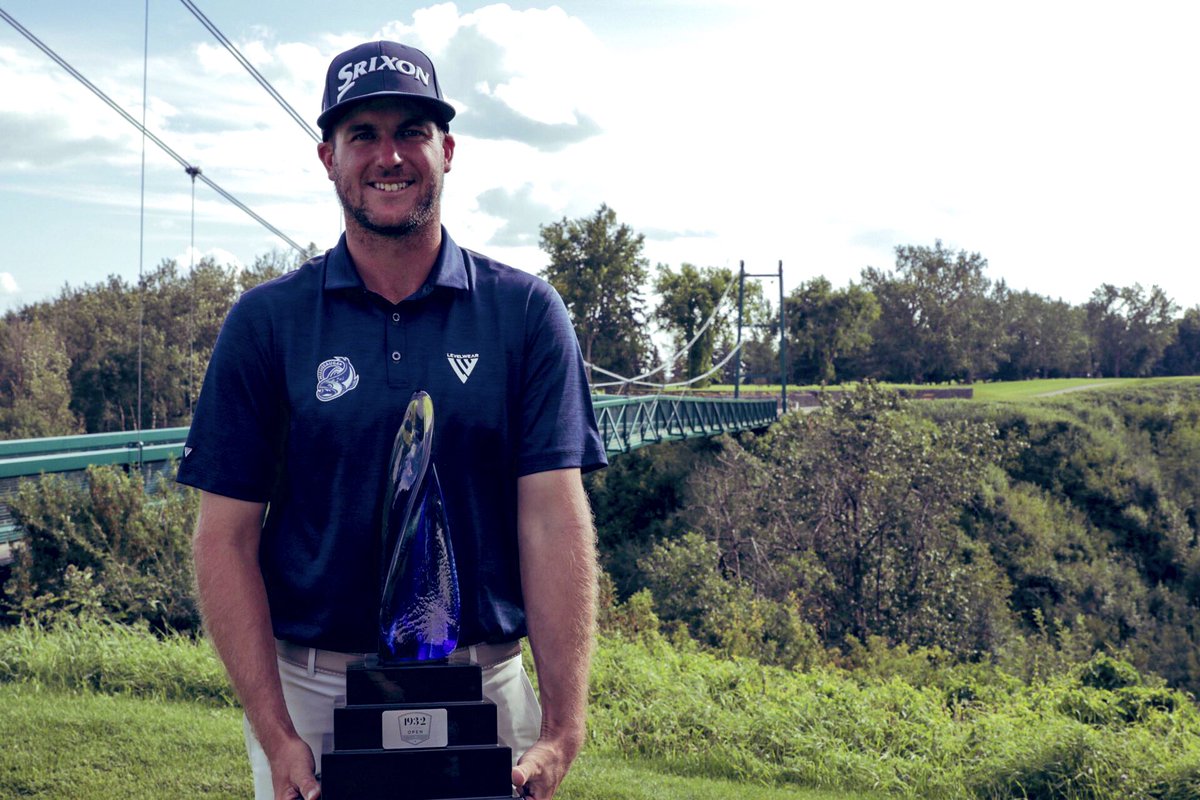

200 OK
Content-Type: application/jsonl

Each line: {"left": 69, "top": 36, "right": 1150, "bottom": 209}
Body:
{"left": 0, "top": 682, "right": 248, "bottom": 798}
{"left": 5, "top": 621, "right": 1200, "bottom": 799}
{"left": 973, "top": 375, "right": 1200, "bottom": 402}
{"left": 0, "top": 682, "right": 865, "bottom": 800}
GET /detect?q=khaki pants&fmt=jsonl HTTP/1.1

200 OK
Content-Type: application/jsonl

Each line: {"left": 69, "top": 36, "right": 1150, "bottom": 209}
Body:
{"left": 244, "top": 643, "right": 541, "bottom": 799}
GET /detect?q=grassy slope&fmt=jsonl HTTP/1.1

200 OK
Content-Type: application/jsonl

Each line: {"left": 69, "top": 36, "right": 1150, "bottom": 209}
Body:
{"left": 0, "top": 682, "right": 866, "bottom": 800}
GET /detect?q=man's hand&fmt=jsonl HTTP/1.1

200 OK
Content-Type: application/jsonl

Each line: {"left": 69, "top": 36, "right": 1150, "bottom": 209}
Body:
{"left": 267, "top": 735, "right": 321, "bottom": 800}
{"left": 511, "top": 732, "right": 582, "bottom": 800}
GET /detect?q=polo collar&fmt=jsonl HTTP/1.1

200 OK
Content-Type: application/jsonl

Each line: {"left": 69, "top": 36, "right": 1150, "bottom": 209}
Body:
{"left": 323, "top": 227, "right": 470, "bottom": 294}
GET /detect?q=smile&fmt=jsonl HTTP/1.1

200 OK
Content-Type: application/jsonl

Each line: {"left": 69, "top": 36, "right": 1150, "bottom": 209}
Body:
{"left": 371, "top": 181, "right": 413, "bottom": 192}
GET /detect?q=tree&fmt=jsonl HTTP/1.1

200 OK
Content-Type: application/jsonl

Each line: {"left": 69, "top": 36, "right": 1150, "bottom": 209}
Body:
{"left": 862, "top": 241, "right": 1007, "bottom": 383}
{"left": 653, "top": 264, "right": 733, "bottom": 385}
{"left": 786, "top": 276, "right": 879, "bottom": 384}
{"left": 996, "top": 291, "right": 1089, "bottom": 380}
{"left": 682, "top": 385, "right": 1014, "bottom": 655}
{"left": 1159, "top": 306, "right": 1200, "bottom": 376}
{"left": 539, "top": 204, "right": 651, "bottom": 382}
{"left": 1085, "top": 283, "right": 1178, "bottom": 378}
{"left": 0, "top": 317, "right": 81, "bottom": 439}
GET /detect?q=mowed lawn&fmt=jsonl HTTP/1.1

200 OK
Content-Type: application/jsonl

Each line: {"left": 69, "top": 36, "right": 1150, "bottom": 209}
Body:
{"left": 0, "top": 682, "right": 874, "bottom": 800}
{"left": 696, "top": 377, "right": 1200, "bottom": 404}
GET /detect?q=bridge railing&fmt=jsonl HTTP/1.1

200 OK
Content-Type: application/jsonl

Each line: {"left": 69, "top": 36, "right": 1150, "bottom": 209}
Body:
{"left": 592, "top": 395, "right": 778, "bottom": 455}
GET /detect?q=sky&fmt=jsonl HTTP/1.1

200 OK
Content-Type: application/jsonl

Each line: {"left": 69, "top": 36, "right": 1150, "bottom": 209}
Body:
{"left": 1, "top": 0, "right": 1198, "bottom": 315}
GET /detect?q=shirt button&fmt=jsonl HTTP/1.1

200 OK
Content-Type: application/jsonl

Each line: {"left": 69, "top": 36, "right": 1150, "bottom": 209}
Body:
{"left": 391, "top": 351, "right": 402, "bottom": 362}
{"left": 392, "top": 313, "right": 401, "bottom": 323}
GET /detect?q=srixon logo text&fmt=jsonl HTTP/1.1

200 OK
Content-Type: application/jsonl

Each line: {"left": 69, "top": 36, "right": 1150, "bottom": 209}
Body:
{"left": 337, "top": 57, "right": 431, "bottom": 102}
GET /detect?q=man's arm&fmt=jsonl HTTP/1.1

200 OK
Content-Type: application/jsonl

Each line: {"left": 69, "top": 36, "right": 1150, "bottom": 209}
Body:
{"left": 193, "top": 491, "right": 321, "bottom": 800}
{"left": 511, "top": 468, "right": 597, "bottom": 800}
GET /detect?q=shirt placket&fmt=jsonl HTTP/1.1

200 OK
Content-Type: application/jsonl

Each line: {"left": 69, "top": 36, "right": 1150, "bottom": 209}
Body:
{"left": 386, "top": 308, "right": 408, "bottom": 387}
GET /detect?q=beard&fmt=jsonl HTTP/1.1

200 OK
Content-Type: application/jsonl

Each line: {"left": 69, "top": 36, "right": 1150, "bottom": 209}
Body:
{"left": 334, "top": 169, "right": 441, "bottom": 239}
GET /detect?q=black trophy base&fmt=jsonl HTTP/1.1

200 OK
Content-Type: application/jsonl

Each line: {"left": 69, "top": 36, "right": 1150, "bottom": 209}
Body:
{"left": 320, "top": 657, "right": 513, "bottom": 800}
{"left": 320, "top": 745, "right": 513, "bottom": 799}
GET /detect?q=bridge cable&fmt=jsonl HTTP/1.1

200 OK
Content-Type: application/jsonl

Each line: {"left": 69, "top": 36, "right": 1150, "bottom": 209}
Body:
{"left": 589, "top": 276, "right": 738, "bottom": 390}
{"left": 592, "top": 341, "right": 744, "bottom": 390}
{"left": 186, "top": 166, "right": 201, "bottom": 416}
{"left": 0, "top": 7, "right": 308, "bottom": 256}
{"left": 177, "top": 0, "right": 321, "bottom": 143}
{"left": 135, "top": 0, "right": 149, "bottom": 449}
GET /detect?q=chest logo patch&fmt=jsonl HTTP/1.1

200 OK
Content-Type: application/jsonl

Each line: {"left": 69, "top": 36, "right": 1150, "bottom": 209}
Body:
{"left": 316, "top": 356, "right": 360, "bottom": 402}
{"left": 447, "top": 353, "right": 479, "bottom": 384}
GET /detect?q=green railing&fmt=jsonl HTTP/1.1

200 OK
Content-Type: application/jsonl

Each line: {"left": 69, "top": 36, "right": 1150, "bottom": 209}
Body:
{"left": 592, "top": 395, "right": 778, "bottom": 454}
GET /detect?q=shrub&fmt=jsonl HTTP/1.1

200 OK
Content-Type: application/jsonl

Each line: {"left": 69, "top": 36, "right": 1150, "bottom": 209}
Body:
{"left": 3, "top": 465, "right": 199, "bottom": 632}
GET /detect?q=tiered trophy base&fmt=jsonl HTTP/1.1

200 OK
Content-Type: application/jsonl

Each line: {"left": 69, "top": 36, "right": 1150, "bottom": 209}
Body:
{"left": 321, "top": 657, "right": 513, "bottom": 800}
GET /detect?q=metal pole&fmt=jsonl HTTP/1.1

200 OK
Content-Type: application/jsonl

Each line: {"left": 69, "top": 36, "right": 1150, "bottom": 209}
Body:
{"left": 778, "top": 259, "right": 787, "bottom": 414}
{"left": 734, "top": 261, "right": 745, "bottom": 399}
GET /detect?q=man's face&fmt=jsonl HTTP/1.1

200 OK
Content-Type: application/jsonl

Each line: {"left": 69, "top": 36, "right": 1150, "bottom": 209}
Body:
{"left": 317, "top": 98, "right": 455, "bottom": 239}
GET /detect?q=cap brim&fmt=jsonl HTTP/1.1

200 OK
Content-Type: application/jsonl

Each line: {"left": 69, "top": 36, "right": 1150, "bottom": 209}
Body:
{"left": 318, "top": 92, "right": 456, "bottom": 134}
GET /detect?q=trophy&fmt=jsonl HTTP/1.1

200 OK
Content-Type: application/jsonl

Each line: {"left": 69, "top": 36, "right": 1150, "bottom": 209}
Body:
{"left": 320, "top": 392, "right": 514, "bottom": 799}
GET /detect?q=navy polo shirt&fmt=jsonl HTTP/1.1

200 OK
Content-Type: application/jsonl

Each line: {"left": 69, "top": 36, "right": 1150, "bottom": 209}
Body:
{"left": 178, "top": 229, "right": 607, "bottom": 652}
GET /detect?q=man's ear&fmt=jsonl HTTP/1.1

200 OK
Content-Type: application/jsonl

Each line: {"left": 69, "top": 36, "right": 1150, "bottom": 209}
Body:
{"left": 442, "top": 132, "right": 455, "bottom": 174}
{"left": 318, "top": 140, "right": 335, "bottom": 180}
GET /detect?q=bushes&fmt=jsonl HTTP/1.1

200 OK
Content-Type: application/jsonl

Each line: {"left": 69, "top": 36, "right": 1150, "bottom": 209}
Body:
{"left": 2, "top": 465, "right": 200, "bottom": 632}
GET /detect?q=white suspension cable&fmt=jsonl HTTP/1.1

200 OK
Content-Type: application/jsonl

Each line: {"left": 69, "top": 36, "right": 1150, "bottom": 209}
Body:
{"left": 178, "top": 0, "right": 321, "bottom": 143}
{"left": 602, "top": 341, "right": 743, "bottom": 391}
{"left": 590, "top": 275, "right": 738, "bottom": 388}
{"left": 0, "top": 7, "right": 308, "bottom": 256}
{"left": 135, "top": 0, "right": 149, "bottom": 438}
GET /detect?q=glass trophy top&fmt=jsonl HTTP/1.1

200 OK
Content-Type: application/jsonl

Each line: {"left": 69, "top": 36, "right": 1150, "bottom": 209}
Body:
{"left": 378, "top": 391, "right": 461, "bottom": 662}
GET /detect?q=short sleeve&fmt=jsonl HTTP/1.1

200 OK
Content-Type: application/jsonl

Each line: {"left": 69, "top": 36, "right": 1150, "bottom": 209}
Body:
{"left": 176, "top": 291, "right": 287, "bottom": 501}
{"left": 515, "top": 284, "right": 607, "bottom": 476}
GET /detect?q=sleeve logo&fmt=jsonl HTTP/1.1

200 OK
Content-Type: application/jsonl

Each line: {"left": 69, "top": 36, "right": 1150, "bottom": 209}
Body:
{"left": 446, "top": 353, "right": 478, "bottom": 384}
{"left": 316, "top": 356, "right": 360, "bottom": 402}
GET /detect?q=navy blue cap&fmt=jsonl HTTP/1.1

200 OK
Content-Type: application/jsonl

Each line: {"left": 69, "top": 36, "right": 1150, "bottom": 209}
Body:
{"left": 318, "top": 41, "right": 456, "bottom": 134}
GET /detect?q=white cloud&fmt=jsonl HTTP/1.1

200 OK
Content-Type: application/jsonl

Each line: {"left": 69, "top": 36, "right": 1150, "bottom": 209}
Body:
{"left": 0, "top": 272, "right": 19, "bottom": 294}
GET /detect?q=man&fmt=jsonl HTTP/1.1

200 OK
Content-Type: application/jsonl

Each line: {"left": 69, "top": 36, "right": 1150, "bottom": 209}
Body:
{"left": 179, "top": 41, "right": 606, "bottom": 800}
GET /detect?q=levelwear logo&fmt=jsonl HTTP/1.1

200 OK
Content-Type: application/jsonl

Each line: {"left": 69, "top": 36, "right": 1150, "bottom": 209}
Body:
{"left": 446, "top": 353, "right": 479, "bottom": 384}
{"left": 315, "top": 356, "right": 360, "bottom": 402}
{"left": 336, "top": 56, "right": 431, "bottom": 103}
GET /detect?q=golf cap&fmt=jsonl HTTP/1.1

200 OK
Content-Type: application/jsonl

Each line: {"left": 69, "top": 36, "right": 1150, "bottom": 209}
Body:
{"left": 318, "top": 41, "right": 455, "bottom": 134}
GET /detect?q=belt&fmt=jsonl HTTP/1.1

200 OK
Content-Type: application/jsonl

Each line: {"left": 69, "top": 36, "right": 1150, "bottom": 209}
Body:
{"left": 275, "top": 638, "right": 521, "bottom": 674}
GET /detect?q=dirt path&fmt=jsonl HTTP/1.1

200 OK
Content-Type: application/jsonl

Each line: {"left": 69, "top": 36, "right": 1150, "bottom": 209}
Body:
{"left": 1037, "top": 383, "right": 1108, "bottom": 397}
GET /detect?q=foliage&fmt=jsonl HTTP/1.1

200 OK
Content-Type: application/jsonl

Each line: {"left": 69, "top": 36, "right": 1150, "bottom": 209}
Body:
{"left": 862, "top": 241, "right": 1008, "bottom": 383}
{"left": 786, "top": 275, "right": 879, "bottom": 384}
{"left": 584, "top": 439, "right": 705, "bottom": 596}
{"left": 1085, "top": 283, "right": 1178, "bottom": 378}
{"left": 0, "top": 317, "right": 81, "bottom": 438}
{"left": 675, "top": 385, "right": 1015, "bottom": 657}
{"left": 1158, "top": 305, "right": 1200, "bottom": 376}
{"left": 0, "top": 245, "right": 316, "bottom": 437}
{"left": 539, "top": 204, "right": 652, "bottom": 380}
{"left": 995, "top": 290, "right": 1090, "bottom": 380}
{"left": 638, "top": 532, "right": 824, "bottom": 669}
{"left": 653, "top": 263, "right": 732, "bottom": 386}
{"left": 3, "top": 465, "right": 200, "bottom": 632}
